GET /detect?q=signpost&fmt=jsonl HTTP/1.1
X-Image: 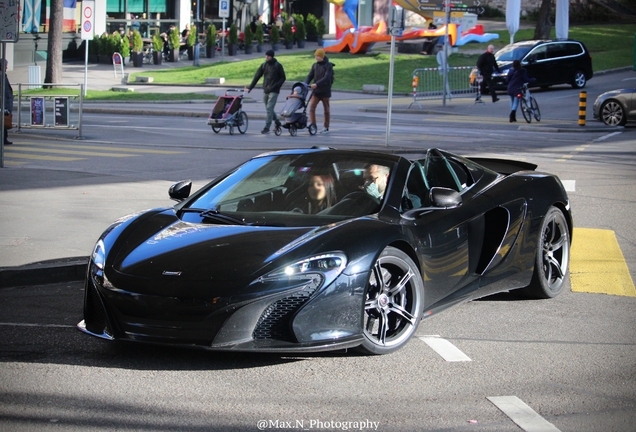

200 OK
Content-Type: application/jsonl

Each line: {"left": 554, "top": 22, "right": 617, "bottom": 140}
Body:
{"left": 219, "top": 0, "right": 229, "bottom": 62}
{"left": 81, "top": 0, "right": 95, "bottom": 97}
{"left": 385, "top": 5, "right": 404, "bottom": 147}
{"left": 0, "top": 0, "right": 19, "bottom": 168}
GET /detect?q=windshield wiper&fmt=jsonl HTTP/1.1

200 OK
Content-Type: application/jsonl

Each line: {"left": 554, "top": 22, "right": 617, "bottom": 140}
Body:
{"left": 200, "top": 209, "right": 247, "bottom": 225}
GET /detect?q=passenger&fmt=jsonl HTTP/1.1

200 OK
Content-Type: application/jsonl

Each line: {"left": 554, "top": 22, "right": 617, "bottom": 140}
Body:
{"left": 361, "top": 164, "right": 390, "bottom": 199}
{"left": 289, "top": 174, "right": 337, "bottom": 214}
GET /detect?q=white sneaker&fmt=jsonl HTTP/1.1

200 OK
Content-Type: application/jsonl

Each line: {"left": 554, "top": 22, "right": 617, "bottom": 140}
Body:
{"left": 320, "top": 128, "right": 329, "bottom": 134}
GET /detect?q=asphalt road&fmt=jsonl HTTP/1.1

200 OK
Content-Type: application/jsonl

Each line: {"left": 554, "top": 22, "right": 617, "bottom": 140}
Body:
{"left": 0, "top": 69, "right": 635, "bottom": 431}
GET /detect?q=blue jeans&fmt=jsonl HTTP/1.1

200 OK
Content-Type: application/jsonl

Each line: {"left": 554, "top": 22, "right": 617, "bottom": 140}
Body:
{"left": 263, "top": 92, "right": 279, "bottom": 129}
{"left": 509, "top": 95, "right": 519, "bottom": 112}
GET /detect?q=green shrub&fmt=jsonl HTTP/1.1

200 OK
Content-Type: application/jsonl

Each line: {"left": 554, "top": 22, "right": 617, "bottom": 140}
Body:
{"left": 120, "top": 35, "right": 130, "bottom": 57}
{"left": 206, "top": 24, "right": 217, "bottom": 47}
{"left": 294, "top": 15, "right": 306, "bottom": 42}
{"left": 152, "top": 33, "right": 163, "bottom": 51}
{"left": 229, "top": 23, "right": 238, "bottom": 44}
{"left": 131, "top": 30, "right": 143, "bottom": 53}
{"left": 99, "top": 33, "right": 111, "bottom": 56}
{"left": 243, "top": 24, "right": 254, "bottom": 45}
{"left": 306, "top": 13, "right": 317, "bottom": 35}
{"left": 187, "top": 24, "right": 197, "bottom": 47}
{"left": 481, "top": 5, "right": 504, "bottom": 18}
{"left": 270, "top": 25, "right": 280, "bottom": 45}
{"left": 317, "top": 17, "right": 326, "bottom": 36}
{"left": 282, "top": 21, "right": 293, "bottom": 43}
{"left": 255, "top": 22, "right": 264, "bottom": 45}
{"left": 169, "top": 27, "right": 181, "bottom": 50}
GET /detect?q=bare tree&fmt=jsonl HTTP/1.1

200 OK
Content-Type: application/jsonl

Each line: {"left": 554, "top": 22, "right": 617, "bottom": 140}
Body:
{"left": 44, "top": 0, "right": 63, "bottom": 85}
{"left": 533, "top": 0, "right": 553, "bottom": 39}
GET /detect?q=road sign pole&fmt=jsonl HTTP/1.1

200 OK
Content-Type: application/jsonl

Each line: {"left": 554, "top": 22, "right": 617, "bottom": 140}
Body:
{"left": 385, "top": 34, "right": 396, "bottom": 147}
{"left": 443, "top": 0, "right": 450, "bottom": 107}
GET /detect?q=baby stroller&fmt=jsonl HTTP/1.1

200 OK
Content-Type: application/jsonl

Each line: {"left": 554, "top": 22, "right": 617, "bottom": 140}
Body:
{"left": 207, "top": 89, "right": 249, "bottom": 135}
{"left": 274, "top": 82, "right": 317, "bottom": 137}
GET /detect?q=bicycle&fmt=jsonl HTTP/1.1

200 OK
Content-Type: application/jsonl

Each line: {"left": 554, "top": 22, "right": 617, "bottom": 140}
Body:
{"left": 142, "top": 47, "right": 154, "bottom": 64}
{"left": 517, "top": 83, "right": 541, "bottom": 123}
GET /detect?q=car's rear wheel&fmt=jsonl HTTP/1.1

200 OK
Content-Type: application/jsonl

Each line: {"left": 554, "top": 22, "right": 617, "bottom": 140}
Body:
{"left": 358, "top": 247, "right": 423, "bottom": 355}
{"left": 600, "top": 100, "right": 627, "bottom": 126}
{"left": 520, "top": 206, "right": 570, "bottom": 299}
{"left": 572, "top": 70, "right": 587, "bottom": 89}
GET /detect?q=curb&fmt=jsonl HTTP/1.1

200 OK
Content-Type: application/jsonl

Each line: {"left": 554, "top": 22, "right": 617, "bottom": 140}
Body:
{"left": 517, "top": 125, "right": 624, "bottom": 133}
{"left": 0, "top": 257, "right": 88, "bottom": 289}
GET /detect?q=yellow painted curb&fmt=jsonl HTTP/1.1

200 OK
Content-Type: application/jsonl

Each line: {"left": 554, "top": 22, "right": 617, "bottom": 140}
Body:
{"left": 570, "top": 228, "right": 636, "bottom": 297}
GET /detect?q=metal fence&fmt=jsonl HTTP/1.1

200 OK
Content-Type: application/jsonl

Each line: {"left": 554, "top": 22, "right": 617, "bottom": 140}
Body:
{"left": 15, "top": 83, "right": 84, "bottom": 139}
{"left": 408, "top": 66, "right": 478, "bottom": 108}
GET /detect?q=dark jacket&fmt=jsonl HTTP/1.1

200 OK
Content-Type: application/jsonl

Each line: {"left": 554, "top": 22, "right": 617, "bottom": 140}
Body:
{"left": 476, "top": 51, "right": 500, "bottom": 77}
{"left": 248, "top": 58, "right": 286, "bottom": 94}
{"left": 3, "top": 74, "right": 12, "bottom": 114}
{"left": 305, "top": 56, "right": 333, "bottom": 98}
{"left": 506, "top": 67, "right": 536, "bottom": 96}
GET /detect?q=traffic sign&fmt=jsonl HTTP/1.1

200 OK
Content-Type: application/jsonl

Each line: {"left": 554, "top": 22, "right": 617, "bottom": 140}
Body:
{"left": 219, "top": 0, "right": 229, "bottom": 18}
{"left": 81, "top": 0, "right": 95, "bottom": 40}
{"left": 0, "top": 0, "right": 19, "bottom": 43}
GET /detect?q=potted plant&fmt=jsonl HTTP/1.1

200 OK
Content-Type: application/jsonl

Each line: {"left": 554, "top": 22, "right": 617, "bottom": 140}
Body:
{"left": 243, "top": 24, "right": 254, "bottom": 54}
{"left": 152, "top": 32, "right": 163, "bottom": 64}
{"left": 294, "top": 14, "right": 306, "bottom": 48}
{"left": 187, "top": 24, "right": 196, "bottom": 60}
{"left": 282, "top": 21, "right": 294, "bottom": 49}
{"left": 254, "top": 22, "right": 264, "bottom": 53}
{"left": 306, "top": 13, "right": 318, "bottom": 42}
{"left": 118, "top": 33, "right": 130, "bottom": 65}
{"left": 269, "top": 25, "right": 280, "bottom": 51}
{"left": 131, "top": 29, "right": 143, "bottom": 67}
{"left": 169, "top": 27, "right": 181, "bottom": 62}
{"left": 206, "top": 24, "right": 217, "bottom": 58}
{"left": 228, "top": 23, "right": 238, "bottom": 56}
{"left": 317, "top": 17, "right": 326, "bottom": 46}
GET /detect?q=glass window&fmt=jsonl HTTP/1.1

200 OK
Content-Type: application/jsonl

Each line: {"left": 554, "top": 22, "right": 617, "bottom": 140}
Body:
{"left": 496, "top": 45, "right": 532, "bottom": 62}
{"left": 565, "top": 42, "right": 583, "bottom": 56}
{"left": 547, "top": 43, "right": 567, "bottom": 59}
{"left": 526, "top": 45, "right": 547, "bottom": 61}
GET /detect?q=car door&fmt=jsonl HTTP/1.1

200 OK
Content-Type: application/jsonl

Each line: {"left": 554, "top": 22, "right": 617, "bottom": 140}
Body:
{"left": 545, "top": 42, "right": 571, "bottom": 85}
{"left": 523, "top": 44, "right": 549, "bottom": 85}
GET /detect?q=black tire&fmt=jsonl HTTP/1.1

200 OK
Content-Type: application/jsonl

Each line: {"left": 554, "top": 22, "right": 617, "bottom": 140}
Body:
{"left": 357, "top": 247, "right": 424, "bottom": 355}
{"left": 289, "top": 125, "right": 297, "bottom": 137}
{"left": 520, "top": 97, "right": 532, "bottom": 123}
{"left": 520, "top": 206, "right": 570, "bottom": 299}
{"left": 600, "top": 100, "right": 627, "bottom": 126}
{"left": 211, "top": 126, "right": 222, "bottom": 134}
{"left": 531, "top": 97, "right": 541, "bottom": 122}
{"left": 274, "top": 126, "right": 282, "bottom": 136}
{"left": 308, "top": 123, "right": 317, "bottom": 135}
{"left": 572, "top": 70, "right": 587, "bottom": 89}
{"left": 237, "top": 112, "right": 248, "bottom": 134}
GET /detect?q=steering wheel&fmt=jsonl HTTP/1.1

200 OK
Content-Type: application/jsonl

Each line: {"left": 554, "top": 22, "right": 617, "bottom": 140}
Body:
{"left": 342, "top": 191, "right": 381, "bottom": 206}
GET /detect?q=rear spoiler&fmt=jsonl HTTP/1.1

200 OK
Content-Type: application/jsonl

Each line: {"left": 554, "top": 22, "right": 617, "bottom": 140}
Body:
{"left": 468, "top": 158, "right": 538, "bottom": 175}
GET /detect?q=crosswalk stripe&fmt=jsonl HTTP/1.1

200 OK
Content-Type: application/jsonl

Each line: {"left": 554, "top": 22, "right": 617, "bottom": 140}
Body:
{"left": 488, "top": 396, "right": 561, "bottom": 432}
{"left": 4, "top": 152, "right": 85, "bottom": 161}
{"left": 20, "top": 142, "right": 184, "bottom": 155}
{"left": 419, "top": 335, "right": 471, "bottom": 361}
{"left": 7, "top": 146, "right": 139, "bottom": 158}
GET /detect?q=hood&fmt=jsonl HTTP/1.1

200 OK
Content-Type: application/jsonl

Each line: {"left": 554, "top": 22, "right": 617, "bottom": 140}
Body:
{"left": 111, "top": 211, "right": 314, "bottom": 282}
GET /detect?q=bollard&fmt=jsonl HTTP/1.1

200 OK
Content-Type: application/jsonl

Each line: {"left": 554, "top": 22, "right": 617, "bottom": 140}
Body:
{"left": 578, "top": 91, "right": 587, "bottom": 126}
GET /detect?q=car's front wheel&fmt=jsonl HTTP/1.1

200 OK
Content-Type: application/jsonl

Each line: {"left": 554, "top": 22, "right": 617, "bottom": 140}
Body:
{"left": 572, "top": 70, "right": 587, "bottom": 89}
{"left": 520, "top": 206, "right": 570, "bottom": 299}
{"left": 358, "top": 247, "right": 424, "bottom": 355}
{"left": 600, "top": 100, "right": 627, "bottom": 126}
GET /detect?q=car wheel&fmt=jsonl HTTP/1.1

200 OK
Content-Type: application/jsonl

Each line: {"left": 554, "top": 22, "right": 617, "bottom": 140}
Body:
{"left": 357, "top": 247, "right": 424, "bottom": 355}
{"left": 600, "top": 100, "right": 627, "bottom": 126}
{"left": 520, "top": 206, "right": 570, "bottom": 299}
{"left": 571, "top": 70, "right": 586, "bottom": 89}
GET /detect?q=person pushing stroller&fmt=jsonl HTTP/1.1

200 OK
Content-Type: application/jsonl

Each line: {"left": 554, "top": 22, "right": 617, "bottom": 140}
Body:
{"left": 305, "top": 49, "right": 334, "bottom": 134}
{"left": 275, "top": 82, "right": 316, "bottom": 136}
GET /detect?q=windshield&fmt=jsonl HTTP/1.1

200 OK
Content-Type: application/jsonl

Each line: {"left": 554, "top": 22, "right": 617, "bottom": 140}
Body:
{"left": 495, "top": 45, "right": 532, "bottom": 62}
{"left": 182, "top": 152, "right": 395, "bottom": 227}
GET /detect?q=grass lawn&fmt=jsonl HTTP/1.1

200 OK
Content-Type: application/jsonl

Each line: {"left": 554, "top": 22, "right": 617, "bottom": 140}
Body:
{"left": 17, "top": 88, "right": 217, "bottom": 101}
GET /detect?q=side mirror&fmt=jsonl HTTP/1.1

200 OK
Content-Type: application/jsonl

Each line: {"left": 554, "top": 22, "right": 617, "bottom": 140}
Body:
{"left": 169, "top": 180, "right": 192, "bottom": 202}
{"left": 401, "top": 187, "right": 462, "bottom": 220}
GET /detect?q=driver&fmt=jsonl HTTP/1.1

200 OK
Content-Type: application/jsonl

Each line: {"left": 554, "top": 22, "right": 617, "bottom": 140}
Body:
{"left": 361, "top": 164, "right": 390, "bottom": 199}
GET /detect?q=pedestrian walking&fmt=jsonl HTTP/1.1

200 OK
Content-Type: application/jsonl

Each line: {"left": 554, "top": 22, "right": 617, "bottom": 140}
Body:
{"left": 506, "top": 59, "right": 536, "bottom": 122}
{"left": 476, "top": 44, "right": 500, "bottom": 103}
{"left": 305, "top": 48, "right": 334, "bottom": 134}
{"left": 2, "top": 59, "right": 13, "bottom": 145}
{"left": 246, "top": 49, "right": 286, "bottom": 134}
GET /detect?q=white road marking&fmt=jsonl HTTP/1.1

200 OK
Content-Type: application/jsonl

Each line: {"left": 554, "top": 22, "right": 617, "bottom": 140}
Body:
{"left": 487, "top": 396, "right": 561, "bottom": 432}
{"left": 0, "top": 322, "right": 74, "bottom": 328}
{"left": 593, "top": 131, "right": 622, "bottom": 142}
{"left": 419, "top": 335, "right": 471, "bottom": 361}
{"left": 561, "top": 180, "right": 575, "bottom": 192}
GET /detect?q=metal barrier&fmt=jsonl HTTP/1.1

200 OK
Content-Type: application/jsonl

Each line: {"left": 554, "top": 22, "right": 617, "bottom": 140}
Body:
{"left": 15, "top": 83, "right": 84, "bottom": 139}
{"left": 408, "top": 66, "right": 478, "bottom": 108}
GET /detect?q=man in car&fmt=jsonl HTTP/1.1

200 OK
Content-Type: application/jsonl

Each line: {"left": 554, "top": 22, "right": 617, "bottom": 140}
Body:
{"left": 476, "top": 44, "right": 501, "bottom": 103}
{"left": 362, "top": 164, "right": 390, "bottom": 199}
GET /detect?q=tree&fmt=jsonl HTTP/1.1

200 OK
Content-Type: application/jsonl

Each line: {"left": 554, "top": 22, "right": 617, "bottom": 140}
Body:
{"left": 45, "top": 0, "right": 63, "bottom": 86}
{"left": 534, "top": 0, "right": 552, "bottom": 39}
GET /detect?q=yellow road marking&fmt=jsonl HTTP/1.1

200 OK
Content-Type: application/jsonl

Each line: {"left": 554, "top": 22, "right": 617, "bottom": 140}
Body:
{"left": 8, "top": 146, "right": 138, "bottom": 158}
{"left": 570, "top": 228, "right": 636, "bottom": 297}
{"left": 3, "top": 160, "right": 27, "bottom": 165}
{"left": 4, "top": 152, "right": 85, "bottom": 161}
{"left": 20, "top": 142, "right": 184, "bottom": 155}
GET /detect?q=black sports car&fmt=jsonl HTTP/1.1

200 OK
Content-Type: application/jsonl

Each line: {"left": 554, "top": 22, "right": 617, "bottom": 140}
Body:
{"left": 79, "top": 148, "right": 572, "bottom": 355}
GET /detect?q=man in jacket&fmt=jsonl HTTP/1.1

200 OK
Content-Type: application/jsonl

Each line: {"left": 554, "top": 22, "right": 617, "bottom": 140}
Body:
{"left": 246, "top": 49, "right": 286, "bottom": 134}
{"left": 2, "top": 60, "right": 13, "bottom": 145}
{"left": 476, "top": 44, "right": 500, "bottom": 103}
{"left": 305, "top": 48, "right": 333, "bottom": 134}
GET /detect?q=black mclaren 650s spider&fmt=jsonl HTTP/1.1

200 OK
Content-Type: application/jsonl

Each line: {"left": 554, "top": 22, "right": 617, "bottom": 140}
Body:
{"left": 79, "top": 148, "right": 572, "bottom": 355}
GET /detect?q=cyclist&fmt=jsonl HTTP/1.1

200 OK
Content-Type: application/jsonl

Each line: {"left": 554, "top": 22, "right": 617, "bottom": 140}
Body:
{"left": 506, "top": 60, "right": 535, "bottom": 123}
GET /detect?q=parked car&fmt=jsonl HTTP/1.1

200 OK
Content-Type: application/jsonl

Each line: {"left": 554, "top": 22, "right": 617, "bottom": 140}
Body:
{"left": 78, "top": 148, "right": 572, "bottom": 355}
{"left": 471, "top": 39, "right": 593, "bottom": 92}
{"left": 593, "top": 88, "right": 635, "bottom": 126}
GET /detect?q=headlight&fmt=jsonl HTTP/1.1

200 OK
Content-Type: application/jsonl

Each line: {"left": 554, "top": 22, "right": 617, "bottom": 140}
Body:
{"left": 92, "top": 240, "right": 106, "bottom": 272}
{"left": 256, "top": 252, "right": 347, "bottom": 291}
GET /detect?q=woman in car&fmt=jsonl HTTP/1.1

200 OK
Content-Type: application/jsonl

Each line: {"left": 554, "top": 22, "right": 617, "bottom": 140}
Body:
{"left": 506, "top": 59, "right": 536, "bottom": 123}
{"left": 288, "top": 174, "right": 338, "bottom": 214}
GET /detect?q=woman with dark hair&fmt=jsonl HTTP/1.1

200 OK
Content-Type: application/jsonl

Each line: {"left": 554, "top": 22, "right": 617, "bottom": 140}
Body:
{"left": 288, "top": 174, "right": 337, "bottom": 214}
{"left": 506, "top": 59, "right": 536, "bottom": 123}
